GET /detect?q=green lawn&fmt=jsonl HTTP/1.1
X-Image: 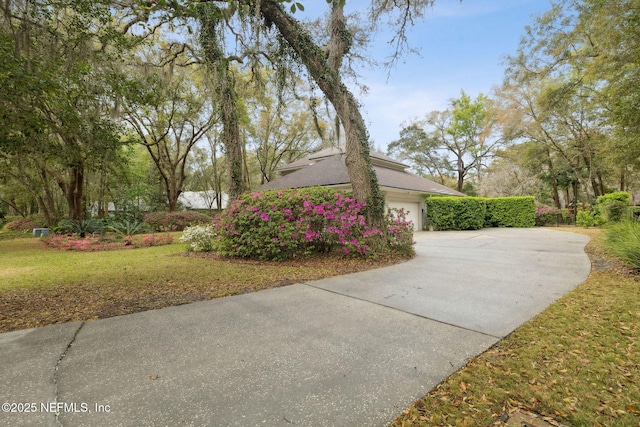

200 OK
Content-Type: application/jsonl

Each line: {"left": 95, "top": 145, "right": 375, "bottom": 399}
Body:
{"left": 0, "top": 234, "right": 402, "bottom": 332}
{"left": 392, "top": 227, "right": 640, "bottom": 427}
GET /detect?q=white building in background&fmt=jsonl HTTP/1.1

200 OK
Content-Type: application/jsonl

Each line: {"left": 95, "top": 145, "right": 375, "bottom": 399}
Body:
{"left": 178, "top": 191, "right": 228, "bottom": 211}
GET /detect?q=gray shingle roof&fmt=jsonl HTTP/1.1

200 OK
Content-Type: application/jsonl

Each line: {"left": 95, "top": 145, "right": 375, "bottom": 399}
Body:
{"left": 259, "top": 150, "right": 464, "bottom": 196}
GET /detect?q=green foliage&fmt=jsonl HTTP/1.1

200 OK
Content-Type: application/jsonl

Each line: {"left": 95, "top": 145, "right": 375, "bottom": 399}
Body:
{"left": 484, "top": 197, "right": 535, "bottom": 228}
{"left": 576, "top": 208, "right": 604, "bottom": 228}
{"left": 602, "top": 221, "right": 640, "bottom": 270}
{"left": 54, "top": 219, "right": 103, "bottom": 236}
{"left": 107, "top": 220, "right": 150, "bottom": 237}
{"left": 143, "top": 211, "right": 213, "bottom": 232}
{"left": 596, "top": 191, "right": 631, "bottom": 223}
{"left": 426, "top": 196, "right": 535, "bottom": 230}
{"left": 425, "top": 197, "right": 486, "bottom": 231}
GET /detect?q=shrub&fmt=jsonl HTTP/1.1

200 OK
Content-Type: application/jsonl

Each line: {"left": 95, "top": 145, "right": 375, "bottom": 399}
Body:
{"left": 108, "top": 219, "right": 150, "bottom": 237}
{"left": 144, "top": 211, "right": 212, "bottom": 232}
{"left": 6, "top": 215, "right": 47, "bottom": 233}
{"left": 602, "top": 220, "right": 640, "bottom": 270}
{"left": 386, "top": 208, "right": 416, "bottom": 256}
{"left": 43, "top": 233, "right": 173, "bottom": 251}
{"left": 576, "top": 208, "right": 604, "bottom": 228}
{"left": 535, "top": 205, "right": 561, "bottom": 226}
{"left": 54, "top": 219, "right": 103, "bottom": 237}
{"left": 484, "top": 196, "right": 535, "bottom": 228}
{"left": 596, "top": 191, "right": 631, "bottom": 223}
{"left": 212, "top": 188, "right": 408, "bottom": 260}
{"left": 180, "top": 225, "right": 216, "bottom": 252}
{"left": 425, "top": 197, "right": 486, "bottom": 230}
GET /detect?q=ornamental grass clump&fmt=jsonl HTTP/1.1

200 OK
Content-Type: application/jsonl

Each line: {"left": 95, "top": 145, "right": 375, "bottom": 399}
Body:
{"left": 212, "top": 187, "right": 411, "bottom": 260}
{"left": 602, "top": 220, "right": 640, "bottom": 270}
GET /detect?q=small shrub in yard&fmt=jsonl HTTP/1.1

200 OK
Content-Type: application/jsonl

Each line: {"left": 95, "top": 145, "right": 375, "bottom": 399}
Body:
{"left": 535, "top": 205, "right": 561, "bottom": 226}
{"left": 54, "top": 219, "right": 103, "bottom": 237}
{"left": 6, "top": 215, "right": 47, "bottom": 233}
{"left": 108, "top": 219, "right": 150, "bottom": 237}
{"left": 387, "top": 208, "right": 415, "bottom": 256}
{"left": 576, "top": 208, "right": 604, "bottom": 228}
{"left": 180, "top": 225, "right": 216, "bottom": 252}
{"left": 602, "top": 220, "right": 640, "bottom": 270}
{"left": 144, "top": 211, "right": 212, "bottom": 231}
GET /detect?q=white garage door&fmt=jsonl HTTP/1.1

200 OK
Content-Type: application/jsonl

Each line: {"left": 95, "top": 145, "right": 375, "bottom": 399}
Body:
{"left": 387, "top": 201, "right": 421, "bottom": 231}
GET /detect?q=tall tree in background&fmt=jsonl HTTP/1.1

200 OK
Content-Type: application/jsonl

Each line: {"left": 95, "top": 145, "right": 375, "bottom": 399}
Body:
{"left": 124, "top": 62, "right": 216, "bottom": 211}
{"left": 387, "top": 124, "right": 450, "bottom": 184}
{"left": 393, "top": 92, "right": 502, "bottom": 193}
{"left": 0, "top": 0, "right": 132, "bottom": 222}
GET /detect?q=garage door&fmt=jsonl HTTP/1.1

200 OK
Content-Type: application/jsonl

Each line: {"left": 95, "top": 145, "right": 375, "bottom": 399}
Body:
{"left": 387, "top": 201, "right": 421, "bottom": 231}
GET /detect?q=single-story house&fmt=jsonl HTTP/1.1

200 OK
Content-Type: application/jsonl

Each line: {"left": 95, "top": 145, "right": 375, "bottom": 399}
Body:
{"left": 257, "top": 147, "right": 464, "bottom": 230}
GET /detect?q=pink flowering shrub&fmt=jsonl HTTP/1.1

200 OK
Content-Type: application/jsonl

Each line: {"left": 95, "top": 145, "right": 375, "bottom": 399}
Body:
{"left": 43, "top": 233, "right": 173, "bottom": 251}
{"left": 535, "top": 205, "right": 561, "bottom": 226}
{"left": 212, "top": 188, "right": 414, "bottom": 260}
{"left": 144, "top": 211, "right": 212, "bottom": 232}
{"left": 386, "top": 208, "right": 415, "bottom": 255}
{"left": 6, "top": 215, "right": 47, "bottom": 232}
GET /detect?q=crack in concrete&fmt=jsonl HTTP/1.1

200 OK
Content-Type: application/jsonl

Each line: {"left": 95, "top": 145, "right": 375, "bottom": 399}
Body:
{"left": 52, "top": 322, "right": 85, "bottom": 427}
{"left": 302, "top": 283, "right": 502, "bottom": 340}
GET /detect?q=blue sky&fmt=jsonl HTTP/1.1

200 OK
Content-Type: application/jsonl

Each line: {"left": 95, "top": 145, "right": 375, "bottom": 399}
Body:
{"left": 302, "top": 0, "right": 554, "bottom": 150}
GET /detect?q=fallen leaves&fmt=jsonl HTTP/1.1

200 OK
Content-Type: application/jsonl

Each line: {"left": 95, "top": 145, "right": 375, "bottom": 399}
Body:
{"left": 0, "top": 252, "right": 410, "bottom": 333}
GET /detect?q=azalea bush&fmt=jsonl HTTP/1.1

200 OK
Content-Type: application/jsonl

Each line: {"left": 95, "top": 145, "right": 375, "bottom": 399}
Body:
{"left": 42, "top": 233, "right": 173, "bottom": 251}
{"left": 212, "top": 188, "right": 413, "bottom": 260}
{"left": 386, "top": 208, "right": 415, "bottom": 255}
{"left": 180, "top": 224, "right": 216, "bottom": 252}
{"left": 144, "top": 211, "right": 212, "bottom": 232}
{"left": 6, "top": 215, "right": 47, "bottom": 233}
{"left": 535, "top": 205, "right": 561, "bottom": 226}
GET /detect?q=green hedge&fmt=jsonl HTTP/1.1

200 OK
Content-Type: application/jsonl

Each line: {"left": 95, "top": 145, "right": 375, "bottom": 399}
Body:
{"left": 425, "top": 197, "right": 486, "bottom": 230}
{"left": 425, "top": 196, "right": 535, "bottom": 230}
{"left": 485, "top": 197, "right": 535, "bottom": 228}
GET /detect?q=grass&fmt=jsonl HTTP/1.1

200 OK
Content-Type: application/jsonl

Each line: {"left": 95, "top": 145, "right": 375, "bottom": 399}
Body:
{"left": 0, "top": 233, "right": 408, "bottom": 333}
{"left": 392, "top": 226, "right": 640, "bottom": 427}
{"left": 601, "top": 220, "right": 640, "bottom": 270}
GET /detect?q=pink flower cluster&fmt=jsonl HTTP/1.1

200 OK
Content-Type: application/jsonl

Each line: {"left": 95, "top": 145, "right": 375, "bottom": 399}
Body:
{"left": 42, "top": 234, "right": 173, "bottom": 251}
{"left": 212, "top": 188, "right": 413, "bottom": 260}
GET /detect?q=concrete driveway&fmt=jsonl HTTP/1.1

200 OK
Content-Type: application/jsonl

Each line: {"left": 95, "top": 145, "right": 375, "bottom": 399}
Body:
{"left": 0, "top": 228, "right": 590, "bottom": 427}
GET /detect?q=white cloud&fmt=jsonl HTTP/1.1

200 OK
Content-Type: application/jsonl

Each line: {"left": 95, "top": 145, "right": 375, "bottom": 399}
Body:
{"left": 353, "top": 81, "right": 449, "bottom": 148}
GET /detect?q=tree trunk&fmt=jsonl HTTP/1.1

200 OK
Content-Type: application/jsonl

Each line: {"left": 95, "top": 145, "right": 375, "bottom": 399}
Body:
{"left": 61, "top": 165, "right": 85, "bottom": 221}
{"left": 258, "top": 0, "right": 385, "bottom": 227}
{"left": 198, "top": 6, "right": 246, "bottom": 202}
{"left": 545, "top": 148, "right": 561, "bottom": 209}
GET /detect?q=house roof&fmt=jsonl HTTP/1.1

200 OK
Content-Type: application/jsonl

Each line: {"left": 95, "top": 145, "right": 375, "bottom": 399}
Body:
{"left": 178, "top": 191, "right": 228, "bottom": 210}
{"left": 258, "top": 148, "right": 464, "bottom": 196}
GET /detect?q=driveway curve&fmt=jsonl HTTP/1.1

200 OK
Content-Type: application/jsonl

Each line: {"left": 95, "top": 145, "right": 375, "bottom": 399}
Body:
{"left": 0, "top": 228, "right": 590, "bottom": 427}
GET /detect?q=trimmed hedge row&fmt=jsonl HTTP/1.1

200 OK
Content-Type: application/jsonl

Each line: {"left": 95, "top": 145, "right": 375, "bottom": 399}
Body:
{"left": 425, "top": 196, "right": 535, "bottom": 231}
